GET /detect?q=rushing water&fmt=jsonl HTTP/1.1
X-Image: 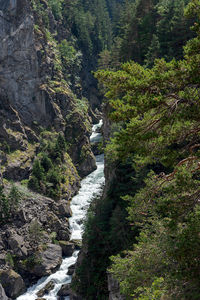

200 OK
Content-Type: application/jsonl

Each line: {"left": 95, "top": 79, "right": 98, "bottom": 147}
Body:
{"left": 17, "top": 121, "right": 105, "bottom": 300}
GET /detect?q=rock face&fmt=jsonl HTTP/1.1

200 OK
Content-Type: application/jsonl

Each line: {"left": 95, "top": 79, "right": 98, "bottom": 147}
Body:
{"left": 0, "top": 269, "right": 26, "bottom": 298}
{"left": 0, "top": 0, "right": 54, "bottom": 128}
{"left": 0, "top": 0, "right": 96, "bottom": 178}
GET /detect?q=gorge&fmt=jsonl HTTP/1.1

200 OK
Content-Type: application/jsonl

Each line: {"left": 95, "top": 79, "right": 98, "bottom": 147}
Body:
{"left": 0, "top": 0, "right": 200, "bottom": 299}
{"left": 17, "top": 121, "right": 105, "bottom": 300}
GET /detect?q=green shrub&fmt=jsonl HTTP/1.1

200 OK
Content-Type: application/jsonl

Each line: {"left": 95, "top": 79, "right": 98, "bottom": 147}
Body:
{"left": 29, "top": 221, "right": 44, "bottom": 242}
{"left": 0, "top": 184, "right": 21, "bottom": 223}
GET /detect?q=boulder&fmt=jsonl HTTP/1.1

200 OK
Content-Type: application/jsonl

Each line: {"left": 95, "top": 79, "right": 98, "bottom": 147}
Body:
{"left": 0, "top": 284, "right": 8, "bottom": 300}
{"left": 58, "top": 201, "right": 72, "bottom": 218}
{"left": 57, "top": 283, "right": 71, "bottom": 296}
{"left": 15, "top": 208, "right": 27, "bottom": 223}
{"left": 67, "top": 264, "right": 75, "bottom": 276}
{"left": 37, "top": 280, "right": 55, "bottom": 297}
{"left": 0, "top": 269, "right": 26, "bottom": 298}
{"left": 31, "top": 244, "right": 62, "bottom": 277}
{"left": 59, "top": 241, "right": 75, "bottom": 257}
{"left": 8, "top": 233, "right": 28, "bottom": 257}
{"left": 58, "top": 229, "right": 70, "bottom": 241}
{"left": 71, "top": 239, "right": 82, "bottom": 250}
{"left": 78, "top": 151, "right": 97, "bottom": 178}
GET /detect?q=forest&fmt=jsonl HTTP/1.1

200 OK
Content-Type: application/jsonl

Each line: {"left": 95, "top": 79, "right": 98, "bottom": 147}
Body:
{"left": 72, "top": 0, "right": 200, "bottom": 299}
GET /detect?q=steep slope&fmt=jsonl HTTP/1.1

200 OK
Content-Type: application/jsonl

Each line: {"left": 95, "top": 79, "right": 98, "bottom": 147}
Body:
{"left": 0, "top": 0, "right": 97, "bottom": 297}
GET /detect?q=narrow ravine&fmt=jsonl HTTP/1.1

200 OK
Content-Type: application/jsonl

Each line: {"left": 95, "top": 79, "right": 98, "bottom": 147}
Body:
{"left": 17, "top": 121, "right": 105, "bottom": 300}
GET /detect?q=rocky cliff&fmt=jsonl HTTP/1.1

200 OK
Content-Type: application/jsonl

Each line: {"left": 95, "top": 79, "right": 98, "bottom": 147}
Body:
{"left": 0, "top": 0, "right": 96, "bottom": 173}
{"left": 0, "top": 0, "right": 97, "bottom": 298}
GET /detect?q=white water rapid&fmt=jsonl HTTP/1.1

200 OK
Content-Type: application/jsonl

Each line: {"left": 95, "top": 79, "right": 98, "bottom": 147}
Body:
{"left": 17, "top": 121, "right": 104, "bottom": 300}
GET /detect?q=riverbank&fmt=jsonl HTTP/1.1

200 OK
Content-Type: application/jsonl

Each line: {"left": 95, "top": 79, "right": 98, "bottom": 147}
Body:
{"left": 16, "top": 122, "right": 104, "bottom": 300}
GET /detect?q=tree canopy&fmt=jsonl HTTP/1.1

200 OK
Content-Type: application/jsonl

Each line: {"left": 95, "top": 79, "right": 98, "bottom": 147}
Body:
{"left": 93, "top": 0, "right": 200, "bottom": 298}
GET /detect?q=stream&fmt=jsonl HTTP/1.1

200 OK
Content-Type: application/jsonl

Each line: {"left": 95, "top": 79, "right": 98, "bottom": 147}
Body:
{"left": 17, "top": 121, "right": 105, "bottom": 300}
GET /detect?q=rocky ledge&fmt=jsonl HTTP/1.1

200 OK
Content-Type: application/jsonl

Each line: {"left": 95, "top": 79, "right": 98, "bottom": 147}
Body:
{"left": 0, "top": 184, "right": 79, "bottom": 298}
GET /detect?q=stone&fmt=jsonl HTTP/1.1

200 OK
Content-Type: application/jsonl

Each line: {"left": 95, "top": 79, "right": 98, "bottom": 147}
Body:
{"left": 57, "top": 283, "right": 71, "bottom": 296}
{"left": 59, "top": 241, "right": 75, "bottom": 257}
{"left": 0, "top": 269, "right": 26, "bottom": 298}
{"left": 16, "top": 208, "right": 27, "bottom": 223}
{"left": 78, "top": 151, "right": 97, "bottom": 178}
{"left": 58, "top": 201, "right": 72, "bottom": 218}
{"left": 36, "top": 280, "right": 55, "bottom": 297}
{"left": 71, "top": 239, "right": 82, "bottom": 250}
{"left": 31, "top": 244, "right": 62, "bottom": 277}
{"left": 8, "top": 233, "right": 28, "bottom": 257}
{"left": 58, "top": 229, "right": 70, "bottom": 241}
{"left": 0, "top": 284, "right": 8, "bottom": 300}
{"left": 67, "top": 264, "right": 75, "bottom": 276}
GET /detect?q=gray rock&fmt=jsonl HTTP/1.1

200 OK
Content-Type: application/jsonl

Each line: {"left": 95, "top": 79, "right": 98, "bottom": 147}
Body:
{"left": 58, "top": 283, "right": 71, "bottom": 296}
{"left": 37, "top": 280, "right": 55, "bottom": 297}
{"left": 0, "top": 269, "right": 26, "bottom": 298}
{"left": 59, "top": 241, "right": 75, "bottom": 257}
{"left": 67, "top": 264, "right": 75, "bottom": 276}
{"left": 0, "top": 284, "right": 8, "bottom": 300}
{"left": 58, "top": 229, "right": 70, "bottom": 241}
{"left": 58, "top": 201, "right": 72, "bottom": 218}
{"left": 78, "top": 151, "right": 97, "bottom": 178}
{"left": 31, "top": 244, "right": 62, "bottom": 277}
{"left": 71, "top": 239, "right": 82, "bottom": 250}
{"left": 16, "top": 209, "right": 27, "bottom": 223}
{"left": 8, "top": 233, "right": 27, "bottom": 257}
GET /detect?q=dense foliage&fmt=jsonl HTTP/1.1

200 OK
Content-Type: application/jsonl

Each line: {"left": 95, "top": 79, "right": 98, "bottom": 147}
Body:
{"left": 28, "top": 133, "right": 76, "bottom": 200}
{"left": 99, "top": 0, "right": 194, "bottom": 69}
{"left": 92, "top": 1, "right": 200, "bottom": 299}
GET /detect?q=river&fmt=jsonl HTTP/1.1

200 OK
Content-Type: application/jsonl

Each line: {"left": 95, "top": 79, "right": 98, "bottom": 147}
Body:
{"left": 17, "top": 121, "right": 104, "bottom": 300}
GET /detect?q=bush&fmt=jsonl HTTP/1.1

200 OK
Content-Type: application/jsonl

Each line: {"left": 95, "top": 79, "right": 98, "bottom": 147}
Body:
{"left": 29, "top": 221, "right": 44, "bottom": 242}
{"left": 0, "top": 184, "right": 22, "bottom": 223}
{"left": 40, "top": 153, "right": 53, "bottom": 172}
{"left": 32, "top": 159, "right": 45, "bottom": 181}
{"left": 28, "top": 176, "right": 40, "bottom": 192}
